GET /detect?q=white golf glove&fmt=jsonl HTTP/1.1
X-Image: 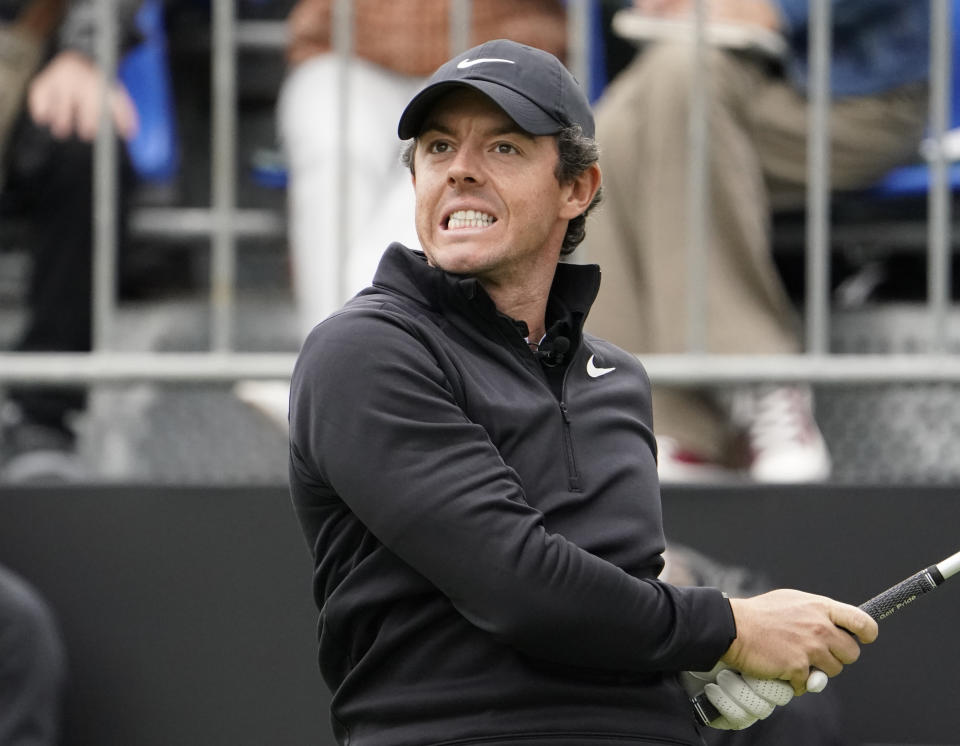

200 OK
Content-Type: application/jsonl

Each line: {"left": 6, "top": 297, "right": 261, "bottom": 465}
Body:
{"left": 682, "top": 664, "right": 794, "bottom": 730}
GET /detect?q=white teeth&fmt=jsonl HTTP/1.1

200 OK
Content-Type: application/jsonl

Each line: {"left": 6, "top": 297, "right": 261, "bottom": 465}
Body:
{"left": 447, "top": 209, "right": 495, "bottom": 229}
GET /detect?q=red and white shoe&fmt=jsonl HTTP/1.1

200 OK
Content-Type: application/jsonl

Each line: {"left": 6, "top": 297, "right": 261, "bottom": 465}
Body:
{"left": 730, "top": 385, "right": 831, "bottom": 483}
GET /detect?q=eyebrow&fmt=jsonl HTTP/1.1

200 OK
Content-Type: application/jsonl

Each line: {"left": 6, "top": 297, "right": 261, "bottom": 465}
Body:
{"left": 418, "top": 119, "right": 533, "bottom": 141}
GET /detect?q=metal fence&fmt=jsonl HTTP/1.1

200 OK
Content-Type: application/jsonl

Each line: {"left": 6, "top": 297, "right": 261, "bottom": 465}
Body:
{"left": 0, "top": 0, "right": 955, "bottom": 387}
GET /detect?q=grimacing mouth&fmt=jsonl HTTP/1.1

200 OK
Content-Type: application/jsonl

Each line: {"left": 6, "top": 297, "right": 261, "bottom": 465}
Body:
{"left": 444, "top": 209, "right": 498, "bottom": 230}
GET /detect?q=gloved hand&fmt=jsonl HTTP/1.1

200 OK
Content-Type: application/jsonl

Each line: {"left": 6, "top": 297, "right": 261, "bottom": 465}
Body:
{"left": 704, "top": 669, "right": 794, "bottom": 729}
{"left": 682, "top": 665, "right": 794, "bottom": 730}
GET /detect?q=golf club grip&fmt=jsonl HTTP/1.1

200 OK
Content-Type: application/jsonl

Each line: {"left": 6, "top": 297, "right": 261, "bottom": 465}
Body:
{"left": 692, "top": 563, "right": 947, "bottom": 726}
{"left": 860, "top": 564, "right": 944, "bottom": 621}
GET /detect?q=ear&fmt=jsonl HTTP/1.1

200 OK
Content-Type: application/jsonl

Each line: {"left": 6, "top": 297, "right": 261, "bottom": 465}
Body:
{"left": 558, "top": 163, "right": 602, "bottom": 220}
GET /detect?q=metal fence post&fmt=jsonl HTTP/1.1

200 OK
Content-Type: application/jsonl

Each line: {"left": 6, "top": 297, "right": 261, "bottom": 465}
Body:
{"left": 928, "top": 0, "right": 953, "bottom": 352}
{"left": 210, "top": 0, "right": 238, "bottom": 351}
{"left": 805, "top": 0, "right": 832, "bottom": 355}
{"left": 93, "top": 0, "right": 119, "bottom": 352}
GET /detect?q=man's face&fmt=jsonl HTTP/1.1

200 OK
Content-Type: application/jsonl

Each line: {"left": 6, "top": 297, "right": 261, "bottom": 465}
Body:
{"left": 412, "top": 89, "right": 578, "bottom": 287}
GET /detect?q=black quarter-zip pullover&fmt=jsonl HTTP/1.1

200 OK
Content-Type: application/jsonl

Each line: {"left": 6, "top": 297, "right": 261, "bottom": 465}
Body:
{"left": 289, "top": 244, "right": 736, "bottom": 746}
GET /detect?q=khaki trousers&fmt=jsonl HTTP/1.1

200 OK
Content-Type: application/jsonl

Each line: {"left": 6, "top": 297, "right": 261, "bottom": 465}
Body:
{"left": 585, "top": 43, "right": 928, "bottom": 460}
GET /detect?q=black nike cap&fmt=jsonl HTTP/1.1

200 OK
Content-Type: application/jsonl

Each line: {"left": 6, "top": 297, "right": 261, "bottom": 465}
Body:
{"left": 397, "top": 39, "right": 595, "bottom": 140}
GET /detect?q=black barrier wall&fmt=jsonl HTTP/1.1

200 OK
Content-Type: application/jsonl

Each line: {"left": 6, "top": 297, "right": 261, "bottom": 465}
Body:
{"left": 0, "top": 485, "right": 957, "bottom": 746}
{"left": 0, "top": 487, "right": 332, "bottom": 746}
{"left": 660, "top": 484, "right": 960, "bottom": 746}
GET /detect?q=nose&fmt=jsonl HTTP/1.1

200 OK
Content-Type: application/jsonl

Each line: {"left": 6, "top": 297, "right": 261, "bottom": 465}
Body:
{"left": 447, "top": 146, "right": 483, "bottom": 188}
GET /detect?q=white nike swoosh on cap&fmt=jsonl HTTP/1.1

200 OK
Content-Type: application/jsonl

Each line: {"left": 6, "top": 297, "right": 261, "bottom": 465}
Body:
{"left": 586, "top": 355, "right": 616, "bottom": 378}
{"left": 457, "top": 57, "right": 516, "bottom": 69}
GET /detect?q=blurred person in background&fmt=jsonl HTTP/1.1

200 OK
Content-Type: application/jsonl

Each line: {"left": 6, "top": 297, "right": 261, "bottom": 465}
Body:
{"left": 0, "top": 0, "right": 142, "bottom": 481}
{"left": 586, "top": 0, "right": 930, "bottom": 483}
{"left": 0, "top": 564, "right": 65, "bottom": 746}
{"left": 278, "top": 0, "right": 568, "bottom": 340}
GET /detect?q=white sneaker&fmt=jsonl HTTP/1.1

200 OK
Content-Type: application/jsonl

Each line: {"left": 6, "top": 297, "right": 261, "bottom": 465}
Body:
{"left": 655, "top": 436, "right": 736, "bottom": 484}
{"left": 730, "top": 385, "right": 831, "bottom": 483}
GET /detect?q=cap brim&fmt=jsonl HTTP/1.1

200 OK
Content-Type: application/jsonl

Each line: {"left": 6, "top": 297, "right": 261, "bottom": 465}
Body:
{"left": 397, "top": 80, "right": 564, "bottom": 140}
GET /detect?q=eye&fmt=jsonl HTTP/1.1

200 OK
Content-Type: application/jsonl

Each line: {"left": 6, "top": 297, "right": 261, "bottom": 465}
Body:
{"left": 494, "top": 142, "right": 518, "bottom": 155}
{"left": 428, "top": 140, "right": 452, "bottom": 154}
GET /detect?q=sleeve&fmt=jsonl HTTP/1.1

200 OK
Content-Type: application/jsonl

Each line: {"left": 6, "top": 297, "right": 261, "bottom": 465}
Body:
{"left": 289, "top": 307, "right": 736, "bottom": 674}
{"left": 56, "top": 0, "right": 143, "bottom": 58}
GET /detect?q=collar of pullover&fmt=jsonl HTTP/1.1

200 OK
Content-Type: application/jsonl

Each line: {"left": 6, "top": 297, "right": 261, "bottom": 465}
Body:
{"left": 365, "top": 244, "right": 601, "bottom": 345}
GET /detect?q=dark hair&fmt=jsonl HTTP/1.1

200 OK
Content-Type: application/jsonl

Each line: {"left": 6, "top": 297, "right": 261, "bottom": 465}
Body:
{"left": 400, "top": 124, "right": 602, "bottom": 255}
{"left": 554, "top": 125, "right": 603, "bottom": 255}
